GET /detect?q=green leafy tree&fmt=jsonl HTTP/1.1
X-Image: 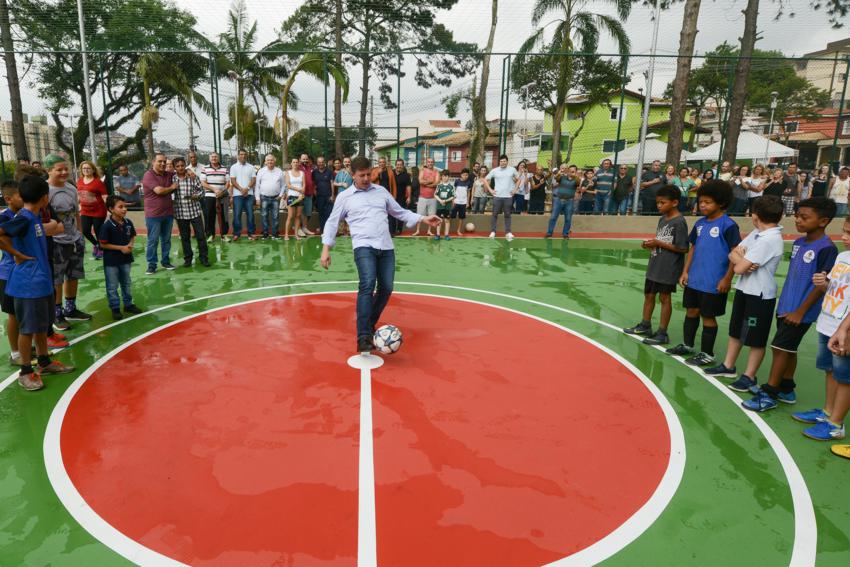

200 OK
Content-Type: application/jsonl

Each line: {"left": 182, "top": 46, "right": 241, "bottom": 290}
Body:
{"left": 11, "top": 0, "right": 209, "bottom": 165}
{"left": 664, "top": 0, "right": 704, "bottom": 166}
{"left": 512, "top": 52, "right": 624, "bottom": 164}
{"left": 279, "top": 0, "right": 479, "bottom": 155}
{"left": 514, "top": 0, "right": 631, "bottom": 167}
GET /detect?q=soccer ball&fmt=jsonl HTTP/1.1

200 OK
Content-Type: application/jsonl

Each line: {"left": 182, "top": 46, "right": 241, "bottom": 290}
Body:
{"left": 374, "top": 324, "right": 403, "bottom": 354}
{"left": 465, "top": 222, "right": 475, "bottom": 232}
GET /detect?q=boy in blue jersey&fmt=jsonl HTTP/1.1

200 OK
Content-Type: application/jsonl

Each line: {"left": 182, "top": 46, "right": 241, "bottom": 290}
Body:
{"left": 0, "top": 175, "right": 75, "bottom": 391}
{"left": 666, "top": 180, "right": 742, "bottom": 366}
{"left": 743, "top": 197, "right": 838, "bottom": 412}
{"left": 704, "top": 196, "right": 785, "bottom": 391}
{"left": 0, "top": 181, "right": 25, "bottom": 365}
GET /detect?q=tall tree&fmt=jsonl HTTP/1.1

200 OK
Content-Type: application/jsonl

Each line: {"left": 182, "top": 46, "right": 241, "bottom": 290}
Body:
{"left": 665, "top": 0, "right": 703, "bottom": 166}
{"left": 514, "top": 0, "right": 631, "bottom": 168}
{"left": 469, "top": 0, "right": 497, "bottom": 168}
{"left": 280, "top": 0, "right": 478, "bottom": 156}
{"left": 722, "top": 0, "right": 760, "bottom": 163}
{"left": 0, "top": 0, "right": 26, "bottom": 161}
{"left": 11, "top": 0, "right": 209, "bottom": 165}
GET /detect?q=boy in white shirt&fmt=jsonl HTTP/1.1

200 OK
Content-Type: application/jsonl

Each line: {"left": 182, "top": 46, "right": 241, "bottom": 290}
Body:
{"left": 704, "top": 196, "right": 785, "bottom": 392}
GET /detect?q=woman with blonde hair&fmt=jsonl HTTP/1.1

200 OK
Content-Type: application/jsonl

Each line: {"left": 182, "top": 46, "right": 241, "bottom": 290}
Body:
{"left": 77, "top": 160, "right": 108, "bottom": 259}
{"left": 283, "top": 158, "right": 305, "bottom": 240}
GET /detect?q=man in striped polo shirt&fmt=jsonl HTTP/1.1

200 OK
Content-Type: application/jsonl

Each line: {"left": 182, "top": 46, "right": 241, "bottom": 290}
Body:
{"left": 200, "top": 152, "right": 231, "bottom": 242}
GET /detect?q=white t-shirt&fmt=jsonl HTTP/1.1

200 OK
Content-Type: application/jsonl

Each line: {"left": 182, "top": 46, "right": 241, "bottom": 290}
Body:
{"left": 287, "top": 170, "right": 304, "bottom": 198}
{"left": 817, "top": 250, "right": 850, "bottom": 336}
{"left": 734, "top": 226, "right": 784, "bottom": 299}
{"left": 229, "top": 162, "right": 256, "bottom": 192}
{"left": 742, "top": 176, "right": 760, "bottom": 199}
{"left": 831, "top": 177, "right": 850, "bottom": 205}
{"left": 485, "top": 166, "right": 518, "bottom": 198}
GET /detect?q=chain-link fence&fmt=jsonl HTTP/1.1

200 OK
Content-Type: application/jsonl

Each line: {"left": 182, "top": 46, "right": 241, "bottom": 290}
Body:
{"left": 2, "top": 48, "right": 848, "bottom": 215}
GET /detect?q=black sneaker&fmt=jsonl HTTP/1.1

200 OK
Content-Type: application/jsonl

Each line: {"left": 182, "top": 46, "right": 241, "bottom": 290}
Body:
{"left": 53, "top": 315, "right": 71, "bottom": 332}
{"left": 145, "top": 265, "right": 157, "bottom": 275}
{"left": 161, "top": 263, "right": 177, "bottom": 270}
{"left": 64, "top": 308, "right": 92, "bottom": 321}
{"left": 200, "top": 259, "right": 211, "bottom": 267}
{"left": 703, "top": 363, "right": 737, "bottom": 377}
{"left": 684, "top": 352, "right": 715, "bottom": 366}
{"left": 356, "top": 336, "right": 374, "bottom": 353}
{"left": 182, "top": 260, "right": 193, "bottom": 268}
{"left": 124, "top": 304, "right": 143, "bottom": 315}
{"left": 111, "top": 309, "right": 123, "bottom": 321}
{"left": 623, "top": 322, "right": 652, "bottom": 336}
{"left": 643, "top": 332, "right": 669, "bottom": 346}
{"left": 665, "top": 343, "right": 693, "bottom": 356}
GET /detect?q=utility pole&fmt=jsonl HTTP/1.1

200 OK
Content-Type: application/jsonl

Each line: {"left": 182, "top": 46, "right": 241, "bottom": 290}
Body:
{"left": 75, "top": 0, "right": 98, "bottom": 162}
{"left": 369, "top": 95, "right": 374, "bottom": 161}
{"left": 633, "top": 0, "right": 661, "bottom": 213}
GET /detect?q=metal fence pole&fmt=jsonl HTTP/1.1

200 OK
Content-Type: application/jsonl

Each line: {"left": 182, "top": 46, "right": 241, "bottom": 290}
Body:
{"left": 213, "top": 55, "right": 222, "bottom": 155}
{"left": 717, "top": 57, "right": 736, "bottom": 167}
{"left": 0, "top": 129, "right": 6, "bottom": 182}
{"left": 503, "top": 54, "right": 512, "bottom": 156}
{"left": 98, "top": 57, "right": 114, "bottom": 192}
{"left": 323, "top": 52, "right": 328, "bottom": 156}
{"left": 498, "top": 57, "right": 506, "bottom": 155}
{"left": 396, "top": 52, "right": 402, "bottom": 161}
{"left": 208, "top": 53, "right": 218, "bottom": 155}
{"left": 612, "top": 57, "right": 629, "bottom": 171}
{"left": 830, "top": 57, "right": 850, "bottom": 171}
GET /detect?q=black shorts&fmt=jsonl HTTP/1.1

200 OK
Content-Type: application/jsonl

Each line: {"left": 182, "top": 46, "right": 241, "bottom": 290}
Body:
{"left": 287, "top": 196, "right": 303, "bottom": 208}
{"left": 683, "top": 286, "right": 728, "bottom": 318}
{"left": 437, "top": 207, "right": 451, "bottom": 219}
{"left": 728, "top": 290, "right": 776, "bottom": 348}
{"left": 771, "top": 317, "right": 813, "bottom": 353}
{"left": 0, "top": 279, "right": 14, "bottom": 315}
{"left": 450, "top": 204, "right": 467, "bottom": 219}
{"left": 644, "top": 278, "right": 676, "bottom": 295}
{"left": 13, "top": 295, "right": 53, "bottom": 335}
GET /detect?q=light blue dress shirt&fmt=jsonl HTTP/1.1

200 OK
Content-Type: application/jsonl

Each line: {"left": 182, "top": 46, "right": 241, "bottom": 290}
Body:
{"left": 322, "top": 184, "right": 422, "bottom": 251}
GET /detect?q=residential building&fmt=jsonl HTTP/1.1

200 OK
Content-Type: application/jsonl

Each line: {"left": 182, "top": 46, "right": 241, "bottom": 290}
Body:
{"left": 794, "top": 39, "right": 850, "bottom": 105}
{"left": 0, "top": 114, "right": 62, "bottom": 162}
{"left": 783, "top": 108, "right": 850, "bottom": 169}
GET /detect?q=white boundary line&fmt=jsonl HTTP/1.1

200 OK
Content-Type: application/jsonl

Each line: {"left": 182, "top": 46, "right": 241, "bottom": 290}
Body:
{"left": 0, "top": 279, "right": 811, "bottom": 564}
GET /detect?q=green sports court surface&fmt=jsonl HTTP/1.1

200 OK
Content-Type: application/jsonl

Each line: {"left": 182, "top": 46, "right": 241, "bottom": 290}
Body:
{"left": 0, "top": 235, "right": 847, "bottom": 566}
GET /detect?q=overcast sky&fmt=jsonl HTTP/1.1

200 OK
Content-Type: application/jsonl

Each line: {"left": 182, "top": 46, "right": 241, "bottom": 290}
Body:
{"left": 4, "top": 0, "right": 849, "bottom": 154}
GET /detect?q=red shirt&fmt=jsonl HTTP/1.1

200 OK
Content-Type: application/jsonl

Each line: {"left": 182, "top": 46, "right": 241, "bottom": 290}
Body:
{"left": 419, "top": 167, "right": 438, "bottom": 199}
{"left": 77, "top": 177, "right": 108, "bottom": 218}
{"left": 142, "top": 169, "right": 175, "bottom": 218}
{"left": 300, "top": 163, "right": 316, "bottom": 196}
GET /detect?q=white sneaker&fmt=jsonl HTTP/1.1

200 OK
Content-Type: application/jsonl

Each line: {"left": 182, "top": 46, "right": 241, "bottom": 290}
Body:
{"left": 505, "top": 232, "right": 514, "bottom": 241}
{"left": 488, "top": 231, "right": 496, "bottom": 239}
{"left": 297, "top": 228, "right": 307, "bottom": 238}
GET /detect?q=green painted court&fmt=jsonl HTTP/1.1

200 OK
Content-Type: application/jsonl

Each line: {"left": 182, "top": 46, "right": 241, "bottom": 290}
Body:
{"left": 1, "top": 235, "right": 847, "bottom": 566}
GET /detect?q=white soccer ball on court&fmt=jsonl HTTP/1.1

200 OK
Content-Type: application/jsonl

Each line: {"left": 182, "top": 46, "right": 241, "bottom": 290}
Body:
{"left": 374, "top": 324, "right": 403, "bottom": 354}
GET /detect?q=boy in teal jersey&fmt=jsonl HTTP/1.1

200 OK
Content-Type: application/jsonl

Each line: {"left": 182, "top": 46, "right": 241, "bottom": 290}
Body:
{"left": 434, "top": 170, "right": 455, "bottom": 241}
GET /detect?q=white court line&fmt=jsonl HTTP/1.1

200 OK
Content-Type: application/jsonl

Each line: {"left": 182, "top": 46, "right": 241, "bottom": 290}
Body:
{"left": 0, "top": 280, "right": 809, "bottom": 565}
{"left": 349, "top": 354, "right": 383, "bottom": 567}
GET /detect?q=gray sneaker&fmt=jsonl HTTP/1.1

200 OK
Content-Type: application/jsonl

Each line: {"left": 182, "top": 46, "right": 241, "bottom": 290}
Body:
{"left": 18, "top": 373, "right": 44, "bottom": 391}
{"left": 38, "top": 360, "right": 76, "bottom": 375}
{"left": 643, "top": 332, "right": 670, "bottom": 346}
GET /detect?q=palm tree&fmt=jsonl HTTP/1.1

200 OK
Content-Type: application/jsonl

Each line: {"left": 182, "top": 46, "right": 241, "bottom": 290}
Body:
{"left": 137, "top": 53, "right": 212, "bottom": 163}
{"left": 516, "top": 0, "right": 631, "bottom": 167}
{"left": 280, "top": 52, "right": 349, "bottom": 162}
{"left": 217, "top": 0, "right": 288, "bottom": 151}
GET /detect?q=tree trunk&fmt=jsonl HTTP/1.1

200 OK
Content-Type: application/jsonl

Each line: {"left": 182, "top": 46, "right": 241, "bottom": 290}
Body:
{"left": 143, "top": 79, "right": 155, "bottom": 163}
{"left": 333, "top": 0, "right": 344, "bottom": 158}
{"left": 281, "top": 79, "right": 294, "bottom": 163}
{"left": 666, "top": 0, "right": 702, "bottom": 166}
{"left": 0, "top": 0, "right": 28, "bottom": 161}
{"left": 470, "top": 0, "right": 497, "bottom": 167}
{"left": 551, "top": 103, "right": 567, "bottom": 165}
{"left": 687, "top": 104, "right": 702, "bottom": 151}
{"left": 722, "top": 0, "right": 760, "bottom": 164}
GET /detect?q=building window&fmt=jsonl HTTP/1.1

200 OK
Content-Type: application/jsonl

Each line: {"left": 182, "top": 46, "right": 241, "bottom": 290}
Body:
{"left": 566, "top": 108, "right": 582, "bottom": 121}
{"left": 843, "top": 120, "right": 850, "bottom": 136}
{"left": 540, "top": 134, "right": 569, "bottom": 152}
{"left": 432, "top": 150, "right": 444, "bottom": 163}
{"left": 784, "top": 121, "right": 798, "bottom": 133}
{"left": 522, "top": 136, "right": 540, "bottom": 148}
{"left": 450, "top": 150, "right": 462, "bottom": 162}
{"left": 602, "top": 139, "right": 626, "bottom": 153}
{"left": 609, "top": 107, "right": 626, "bottom": 121}
{"left": 484, "top": 151, "right": 494, "bottom": 165}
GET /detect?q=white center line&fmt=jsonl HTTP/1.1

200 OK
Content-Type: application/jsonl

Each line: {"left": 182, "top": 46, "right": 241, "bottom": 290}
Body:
{"left": 348, "top": 353, "right": 384, "bottom": 567}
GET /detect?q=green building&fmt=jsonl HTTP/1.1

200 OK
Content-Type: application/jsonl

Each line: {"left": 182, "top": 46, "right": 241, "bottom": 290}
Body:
{"left": 538, "top": 90, "right": 706, "bottom": 169}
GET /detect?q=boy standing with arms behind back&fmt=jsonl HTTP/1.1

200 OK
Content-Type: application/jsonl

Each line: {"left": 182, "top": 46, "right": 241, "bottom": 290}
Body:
{"left": 666, "top": 180, "right": 741, "bottom": 366}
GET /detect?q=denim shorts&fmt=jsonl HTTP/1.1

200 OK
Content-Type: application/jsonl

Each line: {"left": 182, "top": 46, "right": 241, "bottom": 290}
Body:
{"left": 816, "top": 332, "right": 850, "bottom": 384}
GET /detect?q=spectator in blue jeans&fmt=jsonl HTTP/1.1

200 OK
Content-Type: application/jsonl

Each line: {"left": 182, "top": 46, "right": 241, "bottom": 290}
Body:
{"left": 98, "top": 195, "right": 143, "bottom": 320}
{"left": 546, "top": 163, "right": 579, "bottom": 238}
{"left": 610, "top": 165, "right": 634, "bottom": 215}
{"left": 321, "top": 156, "right": 441, "bottom": 353}
{"left": 229, "top": 149, "right": 257, "bottom": 241}
{"left": 141, "top": 153, "right": 177, "bottom": 274}
{"left": 254, "top": 154, "right": 285, "bottom": 239}
{"left": 594, "top": 159, "right": 615, "bottom": 214}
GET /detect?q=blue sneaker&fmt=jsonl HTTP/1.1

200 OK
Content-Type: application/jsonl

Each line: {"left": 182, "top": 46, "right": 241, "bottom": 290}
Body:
{"left": 728, "top": 375, "right": 757, "bottom": 393}
{"left": 703, "top": 363, "right": 737, "bottom": 377}
{"left": 444, "top": 235, "right": 452, "bottom": 240}
{"left": 802, "top": 421, "right": 846, "bottom": 441}
{"left": 791, "top": 408, "right": 829, "bottom": 424}
{"left": 433, "top": 235, "right": 441, "bottom": 241}
{"left": 742, "top": 390, "right": 777, "bottom": 412}
{"left": 777, "top": 391, "right": 797, "bottom": 404}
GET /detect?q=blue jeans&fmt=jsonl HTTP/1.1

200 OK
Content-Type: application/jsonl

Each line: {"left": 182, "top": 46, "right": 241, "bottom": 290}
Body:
{"left": 594, "top": 190, "right": 611, "bottom": 214}
{"left": 837, "top": 203, "right": 848, "bottom": 218}
{"left": 610, "top": 197, "right": 630, "bottom": 215}
{"left": 353, "top": 247, "right": 395, "bottom": 339}
{"left": 260, "top": 196, "right": 280, "bottom": 236}
{"left": 145, "top": 216, "right": 173, "bottom": 268}
{"left": 547, "top": 198, "right": 575, "bottom": 236}
{"left": 512, "top": 194, "right": 527, "bottom": 213}
{"left": 232, "top": 194, "right": 255, "bottom": 236}
{"left": 104, "top": 263, "right": 133, "bottom": 310}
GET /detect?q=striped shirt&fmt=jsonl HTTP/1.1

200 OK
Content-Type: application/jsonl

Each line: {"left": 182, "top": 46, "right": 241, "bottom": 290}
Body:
{"left": 199, "top": 165, "right": 229, "bottom": 198}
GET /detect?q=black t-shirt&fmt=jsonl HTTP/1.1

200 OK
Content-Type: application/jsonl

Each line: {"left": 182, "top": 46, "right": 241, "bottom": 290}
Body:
{"left": 379, "top": 170, "right": 389, "bottom": 190}
{"left": 762, "top": 178, "right": 787, "bottom": 197}
{"left": 98, "top": 217, "right": 136, "bottom": 266}
{"left": 395, "top": 171, "right": 412, "bottom": 203}
{"left": 312, "top": 168, "right": 334, "bottom": 197}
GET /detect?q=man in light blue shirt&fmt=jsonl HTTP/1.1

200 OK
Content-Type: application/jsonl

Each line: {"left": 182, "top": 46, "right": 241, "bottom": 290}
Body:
{"left": 229, "top": 149, "right": 257, "bottom": 241}
{"left": 484, "top": 154, "right": 518, "bottom": 241}
{"left": 322, "top": 156, "right": 441, "bottom": 353}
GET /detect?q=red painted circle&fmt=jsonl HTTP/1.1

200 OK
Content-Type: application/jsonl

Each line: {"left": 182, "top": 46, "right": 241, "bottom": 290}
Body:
{"left": 60, "top": 293, "right": 670, "bottom": 566}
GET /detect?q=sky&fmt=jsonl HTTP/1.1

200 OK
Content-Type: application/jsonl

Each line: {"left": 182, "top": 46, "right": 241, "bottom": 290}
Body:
{"left": 3, "top": 0, "right": 849, "bottom": 155}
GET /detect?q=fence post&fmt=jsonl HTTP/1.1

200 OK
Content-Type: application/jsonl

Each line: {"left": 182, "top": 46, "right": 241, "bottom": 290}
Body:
{"left": 208, "top": 53, "right": 218, "bottom": 155}
{"left": 0, "top": 127, "right": 6, "bottom": 181}
{"left": 717, "top": 56, "right": 736, "bottom": 166}
{"left": 323, "top": 52, "right": 328, "bottom": 156}
{"left": 99, "top": 56, "right": 113, "bottom": 192}
{"left": 829, "top": 57, "right": 849, "bottom": 171}
{"left": 612, "top": 56, "right": 629, "bottom": 171}
{"left": 498, "top": 57, "right": 506, "bottom": 157}
{"left": 396, "top": 52, "right": 402, "bottom": 161}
